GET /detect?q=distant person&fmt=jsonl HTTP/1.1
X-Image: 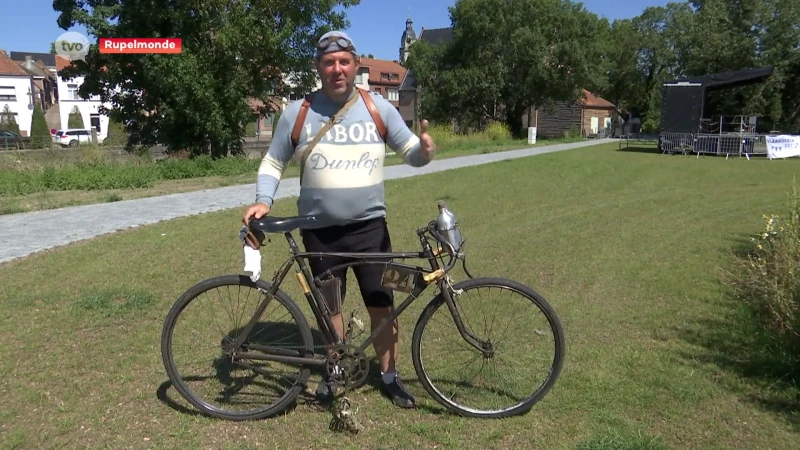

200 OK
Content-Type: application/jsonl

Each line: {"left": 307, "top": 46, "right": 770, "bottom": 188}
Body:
{"left": 242, "top": 30, "right": 437, "bottom": 408}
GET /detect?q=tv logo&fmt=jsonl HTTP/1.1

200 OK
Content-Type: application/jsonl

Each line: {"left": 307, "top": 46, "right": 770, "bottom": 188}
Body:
{"left": 54, "top": 31, "right": 90, "bottom": 61}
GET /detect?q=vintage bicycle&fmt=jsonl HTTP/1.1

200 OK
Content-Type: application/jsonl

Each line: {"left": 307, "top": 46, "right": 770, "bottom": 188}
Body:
{"left": 160, "top": 201, "right": 565, "bottom": 424}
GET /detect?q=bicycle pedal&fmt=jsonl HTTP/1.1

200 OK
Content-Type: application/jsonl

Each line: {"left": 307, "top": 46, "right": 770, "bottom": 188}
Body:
{"left": 331, "top": 397, "right": 364, "bottom": 434}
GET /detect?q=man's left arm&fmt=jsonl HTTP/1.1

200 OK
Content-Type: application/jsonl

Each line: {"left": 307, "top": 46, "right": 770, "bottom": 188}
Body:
{"left": 378, "top": 96, "right": 434, "bottom": 167}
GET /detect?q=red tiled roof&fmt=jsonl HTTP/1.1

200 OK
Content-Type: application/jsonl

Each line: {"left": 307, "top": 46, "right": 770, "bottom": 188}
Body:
{"left": 55, "top": 56, "right": 75, "bottom": 71}
{"left": 580, "top": 89, "right": 615, "bottom": 108}
{"left": 0, "top": 51, "right": 29, "bottom": 76}
{"left": 359, "top": 57, "right": 406, "bottom": 86}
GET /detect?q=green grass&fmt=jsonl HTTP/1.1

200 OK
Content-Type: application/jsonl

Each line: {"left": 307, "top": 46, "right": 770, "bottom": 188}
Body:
{"left": 1, "top": 142, "right": 798, "bottom": 449}
{"left": 0, "top": 135, "right": 584, "bottom": 215}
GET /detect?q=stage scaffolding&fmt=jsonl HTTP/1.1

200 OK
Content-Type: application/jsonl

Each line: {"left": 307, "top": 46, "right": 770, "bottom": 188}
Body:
{"left": 657, "top": 67, "right": 775, "bottom": 158}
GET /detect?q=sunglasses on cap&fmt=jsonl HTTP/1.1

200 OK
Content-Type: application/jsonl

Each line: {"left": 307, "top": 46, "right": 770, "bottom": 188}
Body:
{"left": 317, "top": 35, "right": 355, "bottom": 52}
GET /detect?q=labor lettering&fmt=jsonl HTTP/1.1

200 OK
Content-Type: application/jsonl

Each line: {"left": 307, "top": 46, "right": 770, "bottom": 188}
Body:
{"left": 303, "top": 122, "right": 381, "bottom": 144}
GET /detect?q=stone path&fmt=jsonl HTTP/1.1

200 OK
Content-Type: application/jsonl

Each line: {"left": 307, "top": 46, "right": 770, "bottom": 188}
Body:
{"left": 0, "top": 138, "right": 613, "bottom": 264}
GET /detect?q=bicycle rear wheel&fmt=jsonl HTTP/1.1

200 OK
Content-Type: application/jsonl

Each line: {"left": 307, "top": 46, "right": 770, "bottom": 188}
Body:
{"left": 161, "top": 274, "right": 315, "bottom": 421}
{"left": 411, "top": 277, "right": 565, "bottom": 418}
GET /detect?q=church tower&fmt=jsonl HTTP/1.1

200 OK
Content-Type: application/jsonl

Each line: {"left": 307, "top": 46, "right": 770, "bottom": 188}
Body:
{"left": 399, "top": 17, "right": 416, "bottom": 65}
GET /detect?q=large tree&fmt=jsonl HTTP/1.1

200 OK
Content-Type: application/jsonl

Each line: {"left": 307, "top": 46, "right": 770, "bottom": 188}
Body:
{"left": 52, "top": 0, "right": 359, "bottom": 157}
{"left": 597, "top": 0, "right": 800, "bottom": 133}
{"left": 407, "top": 0, "right": 607, "bottom": 138}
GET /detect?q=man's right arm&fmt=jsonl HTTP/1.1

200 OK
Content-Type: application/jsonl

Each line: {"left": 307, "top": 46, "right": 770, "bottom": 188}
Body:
{"left": 255, "top": 105, "right": 298, "bottom": 207}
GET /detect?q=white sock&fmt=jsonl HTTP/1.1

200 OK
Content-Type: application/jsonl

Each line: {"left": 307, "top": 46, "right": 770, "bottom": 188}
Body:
{"left": 381, "top": 371, "right": 397, "bottom": 384}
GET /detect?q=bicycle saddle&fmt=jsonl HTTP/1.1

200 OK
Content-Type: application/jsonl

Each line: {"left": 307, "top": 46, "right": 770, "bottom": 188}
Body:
{"left": 249, "top": 215, "right": 318, "bottom": 233}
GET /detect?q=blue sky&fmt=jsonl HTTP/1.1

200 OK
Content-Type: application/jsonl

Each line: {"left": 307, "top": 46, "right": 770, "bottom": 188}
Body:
{"left": 1, "top": 0, "right": 673, "bottom": 61}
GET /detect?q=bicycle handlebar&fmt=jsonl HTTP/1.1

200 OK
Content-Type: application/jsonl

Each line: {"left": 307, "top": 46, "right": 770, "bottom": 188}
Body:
{"left": 425, "top": 221, "right": 460, "bottom": 273}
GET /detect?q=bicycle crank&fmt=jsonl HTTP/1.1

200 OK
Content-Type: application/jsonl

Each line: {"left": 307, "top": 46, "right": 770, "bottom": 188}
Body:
{"left": 325, "top": 344, "right": 369, "bottom": 391}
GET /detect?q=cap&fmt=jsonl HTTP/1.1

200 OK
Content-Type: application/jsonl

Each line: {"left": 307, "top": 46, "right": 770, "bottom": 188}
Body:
{"left": 315, "top": 30, "right": 357, "bottom": 58}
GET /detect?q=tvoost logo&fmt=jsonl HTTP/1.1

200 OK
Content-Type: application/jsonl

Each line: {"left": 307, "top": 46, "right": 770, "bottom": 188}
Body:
{"left": 55, "top": 31, "right": 90, "bottom": 61}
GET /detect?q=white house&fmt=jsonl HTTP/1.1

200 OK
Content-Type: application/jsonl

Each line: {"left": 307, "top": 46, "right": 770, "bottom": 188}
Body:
{"left": 55, "top": 56, "right": 112, "bottom": 142}
{"left": 0, "top": 51, "right": 36, "bottom": 136}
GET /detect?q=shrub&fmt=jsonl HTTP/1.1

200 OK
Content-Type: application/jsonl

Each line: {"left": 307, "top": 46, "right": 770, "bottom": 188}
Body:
{"left": 103, "top": 119, "right": 128, "bottom": 146}
{"left": 68, "top": 106, "right": 84, "bottom": 128}
{"left": 485, "top": 121, "right": 511, "bottom": 141}
{"left": 0, "top": 104, "right": 20, "bottom": 134}
{"left": 724, "top": 178, "right": 800, "bottom": 354}
{"left": 425, "top": 122, "right": 459, "bottom": 149}
{"left": 29, "top": 104, "right": 52, "bottom": 149}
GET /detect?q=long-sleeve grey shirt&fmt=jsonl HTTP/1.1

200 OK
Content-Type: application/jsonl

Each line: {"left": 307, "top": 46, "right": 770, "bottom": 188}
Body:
{"left": 256, "top": 89, "right": 431, "bottom": 229}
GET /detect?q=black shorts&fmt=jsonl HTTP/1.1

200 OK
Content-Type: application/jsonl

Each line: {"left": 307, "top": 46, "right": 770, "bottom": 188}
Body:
{"left": 300, "top": 217, "right": 394, "bottom": 309}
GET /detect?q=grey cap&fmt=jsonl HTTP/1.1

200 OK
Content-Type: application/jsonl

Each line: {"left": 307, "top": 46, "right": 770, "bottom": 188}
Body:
{"left": 315, "top": 30, "right": 357, "bottom": 58}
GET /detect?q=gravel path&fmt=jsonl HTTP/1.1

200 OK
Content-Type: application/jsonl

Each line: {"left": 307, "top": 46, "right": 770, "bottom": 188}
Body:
{"left": 0, "top": 138, "right": 612, "bottom": 264}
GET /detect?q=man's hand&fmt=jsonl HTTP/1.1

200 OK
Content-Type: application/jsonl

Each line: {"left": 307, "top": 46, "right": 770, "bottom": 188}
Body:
{"left": 243, "top": 202, "right": 270, "bottom": 225}
{"left": 419, "top": 119, "right": 436, "bottom": 160}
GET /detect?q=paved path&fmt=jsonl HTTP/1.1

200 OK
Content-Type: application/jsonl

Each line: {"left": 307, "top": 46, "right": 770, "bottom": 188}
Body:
{"left": 0, "top": 138, "right": 613, "bottom": 264}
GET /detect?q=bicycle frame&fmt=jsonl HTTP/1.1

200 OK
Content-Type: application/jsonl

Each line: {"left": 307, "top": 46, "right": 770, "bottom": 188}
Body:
{"left": 230, "top": 221, "right": 488, "bottom": 368}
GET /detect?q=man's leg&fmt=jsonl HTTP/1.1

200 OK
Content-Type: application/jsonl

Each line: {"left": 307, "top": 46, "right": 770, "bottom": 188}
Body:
{"left": 351, "top": 219, "right": 416, "bottom": 408}
{"left": 366, "top": 306, "right": 398, "bottom": 375}
{"left": 300, "top": 228, "right": 347, "bottom": 401}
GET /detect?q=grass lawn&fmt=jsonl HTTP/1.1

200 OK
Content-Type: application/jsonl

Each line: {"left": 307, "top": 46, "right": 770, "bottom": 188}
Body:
{"left": 1, "top": 142, "right": 799, "bottom": 449}
{"left": 0, "top": 136, "right": 584, "bottom": 215}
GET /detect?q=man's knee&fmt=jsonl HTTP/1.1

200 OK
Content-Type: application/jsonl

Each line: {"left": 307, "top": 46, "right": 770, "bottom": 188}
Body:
{"left": 363, "top": 288, "right": 393, "bottom": 310}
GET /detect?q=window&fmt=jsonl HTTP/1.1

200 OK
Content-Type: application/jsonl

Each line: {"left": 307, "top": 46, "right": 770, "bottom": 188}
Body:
{"left": 90, "top": 114, "right": 101, "bottom": 133}
{"left": 0, "top": 86, "right": 15, "bottom": 101}
{"left": 68, "top": 83, "right": 79, "bottom": 100}
{"left": 380, "top": 72, "right": 399, "bottom": 81}
{"left": 387, "top": 88, "right": 399, "bottom": 101}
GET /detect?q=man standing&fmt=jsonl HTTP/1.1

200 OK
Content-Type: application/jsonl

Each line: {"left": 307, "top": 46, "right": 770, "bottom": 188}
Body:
{"left": 242, "top": 31, "right": 436, "bottom": 408}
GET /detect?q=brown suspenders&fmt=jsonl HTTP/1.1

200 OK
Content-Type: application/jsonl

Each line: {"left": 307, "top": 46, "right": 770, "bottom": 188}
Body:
{"left": 290, "top": 88, "right": 388, "bottom": 148}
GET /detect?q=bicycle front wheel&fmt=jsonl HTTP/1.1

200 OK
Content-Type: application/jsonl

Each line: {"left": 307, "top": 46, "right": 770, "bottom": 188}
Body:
{"left": 411, "top": 277, "right": 565, "bottom": 418}
{"left": 161, "top": 274, "right": 315, "bottom": 421}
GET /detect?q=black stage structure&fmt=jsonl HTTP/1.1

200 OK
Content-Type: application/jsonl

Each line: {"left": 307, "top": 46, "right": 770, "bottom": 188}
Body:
{"left": 658, "top": 66, "right": 774, "bottom": 156}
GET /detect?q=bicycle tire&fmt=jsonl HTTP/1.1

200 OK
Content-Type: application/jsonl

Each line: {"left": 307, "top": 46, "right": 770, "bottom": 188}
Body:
{"left": 161, "top": 274, "right": 315, "bottom": 421}
{"left": 411, "top": 276, "right": 566, "bottom": 419}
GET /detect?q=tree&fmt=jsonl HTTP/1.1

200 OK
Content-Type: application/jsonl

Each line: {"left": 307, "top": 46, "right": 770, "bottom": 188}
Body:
{"left": 595, "top": 19, "right": 643, "bottom": 118}
{"left": 53, "top": 0, "right": 360, "bottom": 157}
{"left": 407, "top": 0, "right": 607, "bottom": 137}
{"left": 0, "top": 104, "right": 20, "bottom": 134}
{"left": 29, "top": 104, "right": 52, "bottom": 149}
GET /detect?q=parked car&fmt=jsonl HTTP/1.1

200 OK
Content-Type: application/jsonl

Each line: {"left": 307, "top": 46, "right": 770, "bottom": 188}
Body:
{"left": 53, "top": 129, "right": 95, "bottom": 147}
{"left": 0, "top": 130, "right": 30, "bottom": 150}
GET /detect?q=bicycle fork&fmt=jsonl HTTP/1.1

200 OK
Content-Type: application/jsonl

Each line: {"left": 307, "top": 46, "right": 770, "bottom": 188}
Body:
{"left": 438, "top": 276, "right": 493, "bottom": 357}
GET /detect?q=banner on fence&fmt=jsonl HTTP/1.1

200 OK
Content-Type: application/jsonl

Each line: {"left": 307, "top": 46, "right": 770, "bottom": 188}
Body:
{"left": 765, "top": 135, "right": 800, "bottom": 159}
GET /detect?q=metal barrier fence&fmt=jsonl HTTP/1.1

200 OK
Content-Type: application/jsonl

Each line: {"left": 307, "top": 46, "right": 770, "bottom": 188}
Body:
{"left": 659, "top": 132, "right": 769, "bottom": 159}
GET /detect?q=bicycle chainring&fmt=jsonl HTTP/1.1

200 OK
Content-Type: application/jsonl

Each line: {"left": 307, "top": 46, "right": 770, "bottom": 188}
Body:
{"left": 326, "top": 344, "right": 369, "bottom": 391}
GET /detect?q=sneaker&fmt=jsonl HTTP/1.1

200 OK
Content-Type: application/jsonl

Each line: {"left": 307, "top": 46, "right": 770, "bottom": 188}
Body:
{"left": 380, "top": 376, "right": 416, "bottom": 408}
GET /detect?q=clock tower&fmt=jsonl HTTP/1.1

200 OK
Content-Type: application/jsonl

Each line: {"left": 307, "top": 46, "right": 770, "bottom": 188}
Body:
{"left": 399, "top": 17, "right": 417, "bottom": 65}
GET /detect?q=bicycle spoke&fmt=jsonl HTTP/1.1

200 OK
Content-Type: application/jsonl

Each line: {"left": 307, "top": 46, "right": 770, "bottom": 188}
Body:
{"left": 164, "top": 276, "right": 314, "bottom": 420}
{"left": 413, "top": 279, "right": 564, "bottom": 417}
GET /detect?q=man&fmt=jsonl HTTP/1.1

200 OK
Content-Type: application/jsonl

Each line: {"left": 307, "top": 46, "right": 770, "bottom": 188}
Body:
{"left": 242, "top": 30, "right": 436, "bottom": 408}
